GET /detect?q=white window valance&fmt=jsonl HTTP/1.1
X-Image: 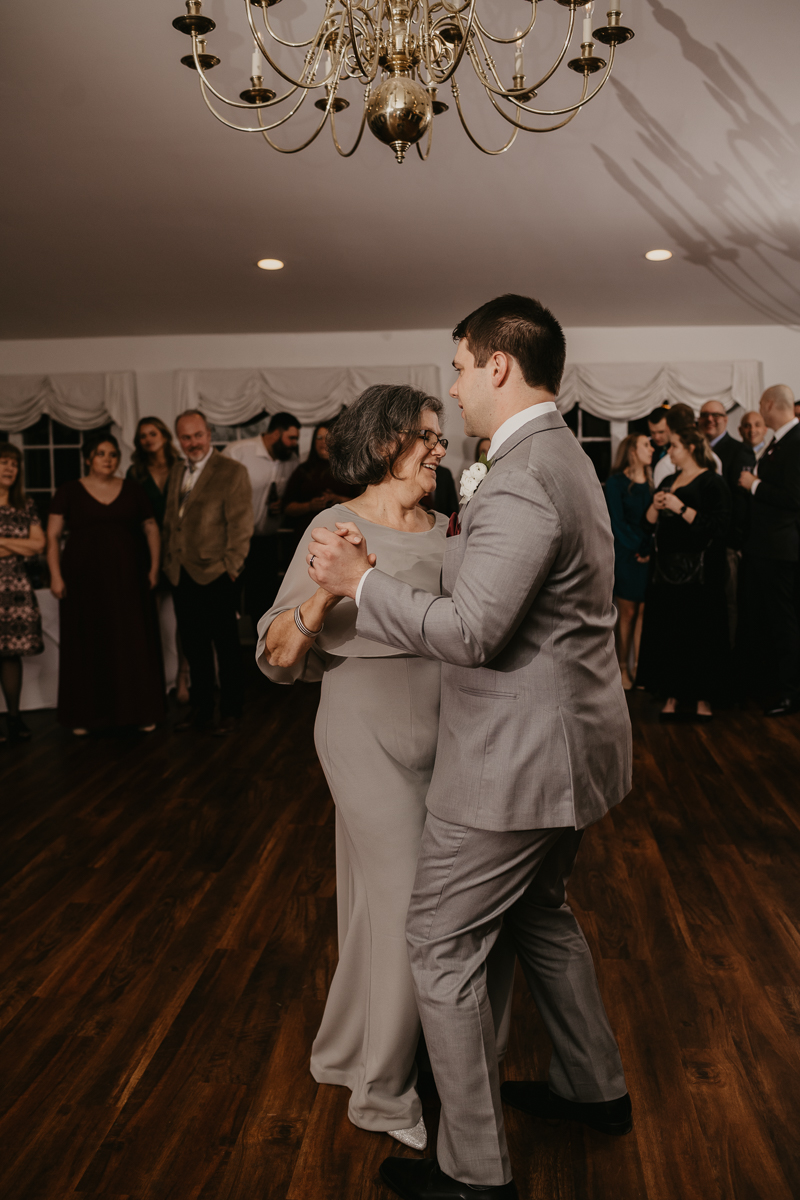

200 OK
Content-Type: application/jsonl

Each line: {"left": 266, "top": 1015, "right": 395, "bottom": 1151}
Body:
{"left": 174, "top": 364, "right": 442, "bottom": 427}
{"left": 558, "top": 360, "right": 761, "bottom": 421}
{"left": 0, "top": 372, "right": 139, "bottom": 449}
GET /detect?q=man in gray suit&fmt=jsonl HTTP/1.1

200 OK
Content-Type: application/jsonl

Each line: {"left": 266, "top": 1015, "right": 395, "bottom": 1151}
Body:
{"left": 307, "top": 295, "right": 632, "bottom": 1200}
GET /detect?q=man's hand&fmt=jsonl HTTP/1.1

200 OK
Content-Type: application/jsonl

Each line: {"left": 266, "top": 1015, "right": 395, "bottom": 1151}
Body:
{"left": 739, "top": 469, "right": 757, "bottom": 491}
{"left": 308, "top": 524, "right": 376, "bottom": 598}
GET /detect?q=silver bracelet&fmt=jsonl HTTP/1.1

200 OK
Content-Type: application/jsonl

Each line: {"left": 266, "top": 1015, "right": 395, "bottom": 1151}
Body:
{"left": 294, "top": 604, "right": 323, "bottom": 639}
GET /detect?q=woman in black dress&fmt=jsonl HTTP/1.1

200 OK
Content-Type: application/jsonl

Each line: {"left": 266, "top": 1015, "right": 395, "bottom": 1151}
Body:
{"left": 127, "top": 416, "right": 190, "bottom": 704}
{"left": 0, "top": 443, "right": 46, "bottom": 743}
{"left": 637, "top": 426, "right": 731, "bottom": 721}
{"left": 282, "top": 420, "right": 359, "bottom": 536}
{"left": 46, "top": 434, "right": 165, "bottom": 735}
{"left": 604, "top": 433, "right": 654, "bottom": 691}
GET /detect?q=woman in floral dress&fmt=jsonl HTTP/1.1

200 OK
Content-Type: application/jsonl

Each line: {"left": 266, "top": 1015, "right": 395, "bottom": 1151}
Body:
{"left": 0, "top": 443, "right": 45, "bottom": 743}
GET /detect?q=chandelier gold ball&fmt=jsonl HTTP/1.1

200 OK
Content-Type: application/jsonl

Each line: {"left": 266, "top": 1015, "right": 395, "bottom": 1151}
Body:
{"left": 367, "top": 74, "right": 433, "bottom": 163}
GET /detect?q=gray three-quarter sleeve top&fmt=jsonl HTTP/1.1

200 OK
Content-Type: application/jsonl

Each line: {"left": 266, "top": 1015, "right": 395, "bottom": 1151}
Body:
{"left": 255, "top": 504, "right": 449, "bottom": 684}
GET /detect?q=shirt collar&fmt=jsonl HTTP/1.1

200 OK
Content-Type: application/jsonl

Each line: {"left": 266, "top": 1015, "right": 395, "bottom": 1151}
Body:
{"left": 709, "top": 431, "right": 727, "bottom": 447}
{"left": 487, "top": 401, "right": 559, "bottom": 460}
{"left": 186, "top": 446, "right": 214, "bottom": 474}
{"left": 773, "top": 417, "right": 799, "bottom": 443}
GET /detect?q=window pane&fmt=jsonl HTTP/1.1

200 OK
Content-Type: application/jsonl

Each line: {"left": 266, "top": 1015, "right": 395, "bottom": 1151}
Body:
{"left": 51, "top": 420, "right": 81, "bottom": 445}
{"left": 22, "top": 415, "right": 51, "bottom": 445}
{"left": 581, "top": 410, "right": 611, "bottom": 438}
{"left": 27, "top": 491, "right": 51, "bottom": 523}
{"left": 563, "top": 407, "right": 579, "bottom": 434}
{"left": 54, "top": 447, "right": 82, "bottom": 488}
{"left": 209, "top": 424, "right": 237, "bottom": 444}
{"left": 24, "top": 448, "right": 51, "bottom": 489}
{"left": 81, "top": 424, "right": 114, "bottom": 449}
{"left": 583, "top": 441, "right": 611, "bottom": 483}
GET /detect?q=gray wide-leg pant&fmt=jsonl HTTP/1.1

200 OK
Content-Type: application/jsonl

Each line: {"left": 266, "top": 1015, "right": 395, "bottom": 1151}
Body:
{"left": 406, "top": 812, "right": 627, "bottom": 1187}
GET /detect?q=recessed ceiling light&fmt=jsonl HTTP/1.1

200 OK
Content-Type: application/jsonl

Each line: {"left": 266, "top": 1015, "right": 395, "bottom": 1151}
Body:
{"left": 645, "top": 249, "right": 673, "bottom": 261}
{"left": 256, "top": 258, "right": 284, "bottom": 270}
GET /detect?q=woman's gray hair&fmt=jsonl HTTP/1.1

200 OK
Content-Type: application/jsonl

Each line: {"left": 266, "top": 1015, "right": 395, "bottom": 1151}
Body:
{"left": 327, "top": 384, "right": 444, "bottom": 487}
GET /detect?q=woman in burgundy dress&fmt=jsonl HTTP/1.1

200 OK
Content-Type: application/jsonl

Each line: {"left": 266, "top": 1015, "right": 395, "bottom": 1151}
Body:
{"left": 46, "top": 433, "right": 165, "bottom": 735}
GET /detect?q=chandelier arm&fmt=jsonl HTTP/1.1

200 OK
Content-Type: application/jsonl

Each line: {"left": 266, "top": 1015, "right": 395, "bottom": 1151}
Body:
{"left": 428, "top": 0, "right": 478, "bottom": 85}
{"left": 347, "top": 0, "right": 384, "bottom": 83}
{"left": 187, "top": 35, "right": 301, "bottom": 110}
{"left": 329, "top": 89, "right": 370, "bottom": 157}
{"left": 484, "top": 75, "right": 588, "bottom": 133}
{"left": 197, "top": 74, "right": 310, "bottom": 132}
{"left": 525, "top": 5, "right": 578, "bottom": 93}
{"left": 256, "top": 92, "right": 334, "bottom": 152}
{"left": 416, "top": 111, "right": 435, "bottom": 160}
{"left": 473, "top": 3, "right": 536, "bottom": 46}
{"left": 451, "top": 84, "right": 519, "bottom": 155}
{"left": 473, "top": 40, "right": 615, "bottom": 117}
{"left": 246, "top": 0, "right": 333, "bottom": 91}
{"left": 259, "top": 0, "right": 325, "bottom": 49}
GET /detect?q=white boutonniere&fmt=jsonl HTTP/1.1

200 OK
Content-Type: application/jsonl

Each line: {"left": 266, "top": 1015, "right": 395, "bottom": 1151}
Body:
{"left": 459, "top": 457, "right": 492, "bottom": 503}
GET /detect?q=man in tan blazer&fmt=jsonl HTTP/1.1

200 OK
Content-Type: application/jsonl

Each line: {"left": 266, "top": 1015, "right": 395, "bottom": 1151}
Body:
{"left": 308, "top": 296, "right": 632, "bottom": 1200}
{"left": 163, "top": 410, "right": 253, "bottom": 734}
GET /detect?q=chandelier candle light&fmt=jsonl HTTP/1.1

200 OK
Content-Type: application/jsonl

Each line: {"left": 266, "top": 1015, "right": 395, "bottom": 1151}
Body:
{"left": 172, "top": 1, "right": 634, "bottom": 164}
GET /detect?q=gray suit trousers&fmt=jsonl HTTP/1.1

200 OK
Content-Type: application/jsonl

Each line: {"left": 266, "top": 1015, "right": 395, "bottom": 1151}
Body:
{"left": 406, "top": 813, "right": 627, "bottom": 1187}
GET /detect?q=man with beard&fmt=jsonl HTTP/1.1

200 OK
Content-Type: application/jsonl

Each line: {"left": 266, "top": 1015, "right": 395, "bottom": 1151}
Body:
{"left": 224, "top": 411, "right": 301, "bottom": 624}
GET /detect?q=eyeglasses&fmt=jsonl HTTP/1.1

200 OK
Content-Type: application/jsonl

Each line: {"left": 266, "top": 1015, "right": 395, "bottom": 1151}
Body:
{"left": 399, "top": 429, "right": 449, "bottom": 451}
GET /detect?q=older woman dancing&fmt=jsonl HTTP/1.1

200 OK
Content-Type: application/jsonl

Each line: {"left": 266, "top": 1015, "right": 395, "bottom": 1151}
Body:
{"left": 257, "top": 386, "right": 457, "bottom": 1149}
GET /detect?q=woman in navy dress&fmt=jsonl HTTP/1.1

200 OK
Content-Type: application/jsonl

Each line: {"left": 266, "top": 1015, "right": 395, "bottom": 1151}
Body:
{"left": 604, "top": 433, "right": 654, "bottom": 690}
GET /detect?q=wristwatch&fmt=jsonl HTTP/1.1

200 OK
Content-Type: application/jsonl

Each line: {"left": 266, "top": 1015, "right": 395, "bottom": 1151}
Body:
{"left": 678, "top": 503, "right": 687, "bottom": 516}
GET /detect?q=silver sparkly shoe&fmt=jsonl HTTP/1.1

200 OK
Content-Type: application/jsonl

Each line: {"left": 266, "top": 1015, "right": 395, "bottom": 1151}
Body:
{"left": 388, "top": 1116, "right": 427, "bottom": 1151}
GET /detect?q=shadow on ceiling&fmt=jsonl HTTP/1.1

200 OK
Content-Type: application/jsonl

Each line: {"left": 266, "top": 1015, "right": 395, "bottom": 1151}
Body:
{"left": 594, "top": 0, "right": 800, "bottom": 326}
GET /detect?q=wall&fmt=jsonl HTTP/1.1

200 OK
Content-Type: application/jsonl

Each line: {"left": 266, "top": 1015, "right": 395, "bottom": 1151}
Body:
{"left": 2, "top": 324, "right": 798, "bottom": 475}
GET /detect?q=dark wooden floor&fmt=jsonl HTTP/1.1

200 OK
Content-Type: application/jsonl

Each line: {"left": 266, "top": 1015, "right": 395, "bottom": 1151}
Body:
{"left": 2, "top": 664, "right": 800, "bottom": 1200}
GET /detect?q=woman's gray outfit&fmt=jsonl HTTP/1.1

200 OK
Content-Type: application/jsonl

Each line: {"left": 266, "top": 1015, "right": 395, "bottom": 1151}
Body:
{"left": 256, "top": 505, "right": 447, "bottom": 1131}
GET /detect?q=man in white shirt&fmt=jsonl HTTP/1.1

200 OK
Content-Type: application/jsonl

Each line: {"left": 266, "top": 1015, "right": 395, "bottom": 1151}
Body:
{"left": 739, "top": 410, "right": 770, "bottom": 461}
{"left": 224, "top": 412, "right": 300, "bottom": 624}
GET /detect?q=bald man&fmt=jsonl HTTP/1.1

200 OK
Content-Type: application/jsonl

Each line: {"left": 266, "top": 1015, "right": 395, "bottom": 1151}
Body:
{"left": 737, "top": 385, "right": 800, "bottom": 715}
{"left": 698, "top": 400, "right": 755, "bottom": 488}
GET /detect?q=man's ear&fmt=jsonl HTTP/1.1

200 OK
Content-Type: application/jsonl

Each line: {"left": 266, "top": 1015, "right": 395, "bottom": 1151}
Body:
{"left": 489, "top": 351, "right": 513, "bottom": 390}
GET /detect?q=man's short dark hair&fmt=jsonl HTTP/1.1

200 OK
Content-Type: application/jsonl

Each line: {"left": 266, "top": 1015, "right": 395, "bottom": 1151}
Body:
{"left": 453, "top": 294, "right": 566, "bottom": 395}
{"left": 267, "top": 411, "right": 301, "bottom": 434}
{"left": 647, "top": 406, "right": 669, "bottom": 426}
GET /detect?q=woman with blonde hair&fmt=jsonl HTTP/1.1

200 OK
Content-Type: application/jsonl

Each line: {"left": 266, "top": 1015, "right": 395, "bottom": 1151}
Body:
{"left": 604, "top": 433, "right": 654, "bottom": 689}
{"left": 0, "top": 443, "right": 46, "bottom": 743}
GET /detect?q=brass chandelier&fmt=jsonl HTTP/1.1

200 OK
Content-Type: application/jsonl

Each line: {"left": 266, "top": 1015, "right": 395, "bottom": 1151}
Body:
{"left": 171, "top": 1, "right": 634, "bottom": 164}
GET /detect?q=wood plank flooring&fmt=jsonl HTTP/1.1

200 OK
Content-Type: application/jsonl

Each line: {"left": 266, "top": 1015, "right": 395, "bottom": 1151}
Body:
{"left": 1, "top": 664, "right": 799, "bottom": 1200}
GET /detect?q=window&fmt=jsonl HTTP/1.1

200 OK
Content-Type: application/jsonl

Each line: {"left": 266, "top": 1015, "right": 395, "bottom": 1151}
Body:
{"left": 208, "top": 410, "right": 273, "bottom": 451}
{"left": 0, "top": 416, "right": 113, "bottom": 520}
{"left": 563, "top": 406, "right": 612, "bottom": 482}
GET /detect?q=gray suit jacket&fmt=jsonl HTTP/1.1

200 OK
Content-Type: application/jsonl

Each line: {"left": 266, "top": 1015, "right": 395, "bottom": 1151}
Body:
{"left": 356, "top": 411, "right": 632, "bottom": 831}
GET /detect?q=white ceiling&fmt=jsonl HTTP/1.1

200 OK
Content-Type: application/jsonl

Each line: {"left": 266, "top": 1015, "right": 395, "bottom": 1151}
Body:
{"left": 2, "top": 0, "right": 799, "bottom": 338}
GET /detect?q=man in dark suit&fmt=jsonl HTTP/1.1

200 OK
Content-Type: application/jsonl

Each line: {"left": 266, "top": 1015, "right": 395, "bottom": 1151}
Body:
{"left": 646, "top": 404, "right": 670, "bottom": 471}
{"left": 737, "top": 385, "right": 800, "bottom": 715}
{"left": 698, "top": 400, "right": 755, "bottom": 489}
{"left": 698, "top": 400, "right": 756, "bottom": 643}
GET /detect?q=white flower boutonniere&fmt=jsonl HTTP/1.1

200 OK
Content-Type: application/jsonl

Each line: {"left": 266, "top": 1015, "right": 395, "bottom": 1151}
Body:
{"left": 459, "top": 460, "right": 490, "bottom": 503}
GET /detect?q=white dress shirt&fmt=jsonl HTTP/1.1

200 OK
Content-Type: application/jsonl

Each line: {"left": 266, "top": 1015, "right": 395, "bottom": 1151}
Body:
{"left": 223, "top": 436, "right": 297, "bottom": 535}
{"left": 179, "top": 446, "right": 214, "bottom": 515}
{"left": 751, "top": 417, "right": 798, "bottom": 493}
{"left": 487, "top": 401, "right": 559, "bottom": 461}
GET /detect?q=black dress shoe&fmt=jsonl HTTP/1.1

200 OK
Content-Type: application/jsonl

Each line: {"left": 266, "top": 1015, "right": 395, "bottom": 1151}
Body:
{"left": 501, "top": 1081, "right": 632, "bottom": 1136}
{"left": 764, "top": 697, "right": 800, "bottom": 717}
{"left": 379, "top": 1157, "right": 517, "bottom": 1200}
{"left": 174, "top": 713, "right": 214, "bottom": 733}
